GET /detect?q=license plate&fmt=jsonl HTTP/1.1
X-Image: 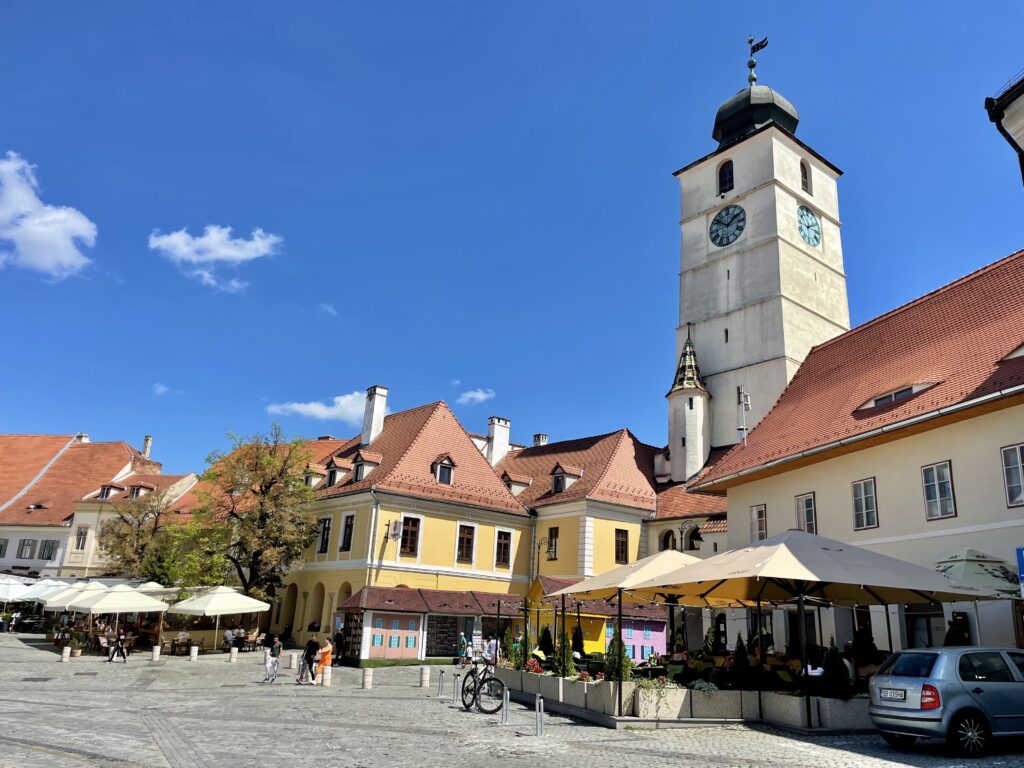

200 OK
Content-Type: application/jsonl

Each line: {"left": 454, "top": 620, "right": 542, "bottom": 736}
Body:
{"left": 879, "top": 688, "right": 906, "bottom": 701}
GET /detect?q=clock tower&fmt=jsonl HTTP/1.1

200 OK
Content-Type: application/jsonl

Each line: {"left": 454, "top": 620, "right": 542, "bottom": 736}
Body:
{"left": 666, "top": 43, "right": 850, "bottom": 481}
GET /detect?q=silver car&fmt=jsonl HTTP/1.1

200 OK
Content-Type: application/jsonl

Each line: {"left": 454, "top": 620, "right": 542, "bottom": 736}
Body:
{"left": 869, "top": 647, "right": 1024, "bottom": 757}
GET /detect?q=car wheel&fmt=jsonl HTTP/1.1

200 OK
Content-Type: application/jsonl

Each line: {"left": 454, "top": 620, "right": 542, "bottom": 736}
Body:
{"left": 948, "top": 710, "right": 990, "bottom": 758}
{"left": 881, "top": 732, "right": 917, "bottom": 749}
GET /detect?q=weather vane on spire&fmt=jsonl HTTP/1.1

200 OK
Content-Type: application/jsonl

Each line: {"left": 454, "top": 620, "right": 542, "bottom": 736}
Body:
{"left": 747, "top": 35, "right": 768, "bottom": 86}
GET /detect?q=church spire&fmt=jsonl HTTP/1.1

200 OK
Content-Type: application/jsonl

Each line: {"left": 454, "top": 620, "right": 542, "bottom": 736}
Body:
{"left": 671, "top": 331, "right": 707, "bottom": 393}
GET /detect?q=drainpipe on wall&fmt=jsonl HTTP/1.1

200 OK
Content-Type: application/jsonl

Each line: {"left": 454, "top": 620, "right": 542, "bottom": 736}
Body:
{"left": 529, "top": 510, "right": 538, "bottom": 583}
{"left": 986, "top": 95, "right": 1024, "bottom": 186}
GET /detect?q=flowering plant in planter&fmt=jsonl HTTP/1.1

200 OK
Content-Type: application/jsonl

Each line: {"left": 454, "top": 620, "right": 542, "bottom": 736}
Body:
{"left": 594, "top": 671, "right": 605, "bottom": 682}
{"left": 524, "top": 658, "right": 543, "bottom": 674}
{"left": 578, "top": 671, "right": 591, "bottom": 683}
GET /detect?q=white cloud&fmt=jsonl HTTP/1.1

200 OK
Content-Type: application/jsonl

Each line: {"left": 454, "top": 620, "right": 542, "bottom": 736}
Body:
{"left": 152, "top": 383, "right": 170, "bottom": 396}
{"left": 449, "top": 379, "right": 461, "bottom": 387}
{"left": 319, "top": 302, "right": 337, "bottom": 317}
{"left": 148, "top": 224, "right": 281, "bottom": 292}
{"left": 0, "top": 151, "right": 97, "bottom": 280}
{"left": 456, "top": 388, "right": 495, "bottom": 406}
{"left": 267, "top": 391, "right": 365, "bottom": 424}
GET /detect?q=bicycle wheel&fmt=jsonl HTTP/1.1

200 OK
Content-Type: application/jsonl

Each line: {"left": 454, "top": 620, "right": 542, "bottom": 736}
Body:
{"left": 475, "top": 676, "right": 505, "bottom": 714}
{"left": 460, "top": 670, "right": 478, "bottom": 709}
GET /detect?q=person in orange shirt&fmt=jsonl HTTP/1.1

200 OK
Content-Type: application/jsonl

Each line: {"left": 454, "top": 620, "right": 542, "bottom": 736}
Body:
{"left": 314, "top": 636, "right": 333, "bottom": 685}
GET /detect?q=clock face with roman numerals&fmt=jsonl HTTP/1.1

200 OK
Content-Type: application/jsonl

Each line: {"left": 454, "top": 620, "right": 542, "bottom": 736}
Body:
{"left": 709, "top": 205, "right": 746, "bottom": 247}
{"left": 797, "top": 206, "right": 821, "bottom": 247}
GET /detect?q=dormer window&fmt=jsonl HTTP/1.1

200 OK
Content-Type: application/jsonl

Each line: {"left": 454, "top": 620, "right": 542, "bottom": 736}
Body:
{"left": 552, "top": 474, "right": 566, "bottom": 494}
{"left": 432, "top": 454, "right": 456, "bottom": 486}
{"left": 857, "top": 383, "right": 935, "bottom": 412}
{"left": 327, "top": 469, "right": 339, "bottom": 487}
{"left": 353, "top": 462, "right": 366, "bottom": 482}
{"left": 304, "top": 473, "right": 317, "bottom": 488}
{"left": 718, "top": 160, "right": 734, "bottom": 195}
{"left": 550, "top": 462, "right": 582, "bottom": 494}
{"left": 129, "top": 486, "right": 144, "bottom": 499}
{"left": 97, "top": 486, "right": 113, "bottom": 500}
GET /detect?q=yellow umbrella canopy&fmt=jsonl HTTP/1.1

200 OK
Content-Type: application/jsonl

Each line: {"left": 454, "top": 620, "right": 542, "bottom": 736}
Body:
{"left": 630, "top": 529, "right": 998, "bottom": 606}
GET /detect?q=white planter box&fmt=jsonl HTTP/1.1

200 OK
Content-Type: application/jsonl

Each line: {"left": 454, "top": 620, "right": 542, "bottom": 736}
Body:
{"left": 635, "top": 687, "right": 689, "bottom": 719}
{"left": 538, "top": 674, "right": 563, "bottom": 703}
{"left": 761, "top": 691, "right": 818, "bottom": 728}
{"left": 741, "top": 690, "right": 761, "bottom": 720}
{"left": 586, "top": 681, "right": 636, "bottom": 716}
{"left": 562, "top": 679, "right": 590, "bottom": 709}
{"left": 494, "top": 667, "right": 522, "bottom": 692}
{"left": 816, "top": 697, "right": 872, "bottom": 730}
{"left": 521, "top": 672, "right": 543, "bottom": 696}
{"left": 690, "top": 689, "right": 742, "bottom": 719}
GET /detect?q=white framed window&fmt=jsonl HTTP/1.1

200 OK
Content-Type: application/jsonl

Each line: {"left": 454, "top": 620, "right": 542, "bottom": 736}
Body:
{"left": 494, "top": 528, "right": 512, "bottom": 568}
{"left": 129, "top": 486, "right": 143, "bottom": 499}
{"left": 17, "top": 539, "right": 37, "bottom": 560}
{"left": 546, "top": 526, "right": 559, "bottom": 560}
{"left": 327, "top": 469, "right": 339, "bottom": 486}
{"left": 317, "top": 516, "right": 331, "bottom": 554}
{"left": 353, "top": 463, "right": 366, "bottom": 482}
{"left": 749, "top": 505, "right": 766, "bottom": 542}
{"left": 0, "top": 538, "right": 7, "bottom": 558}
{"left": 456, "top": 523, "right": 475, "bottom": 564}
{"left": 436, "top": 461, "right": 454, "bottom": 485}
{"left": 39, "top": 540, "right": 58, "bottom": 560}
{"left": 75, "top": 527, "right": 89, "bottom": 550}
{"left": 97, "top": 486, "right": 112, "bottom": 499}
{"left": 922, "top": 460, "right": 956, "bottom": 519}
{"left": 795, "top": 493, "right": 816, "bottom": 534}
{"left": 400, "top": 516, "right": 421, "bottom": 557}
{"left": 339, "top": 514, "right": 355, "bottom": 552}
{"left": 1002, "top": 444, "right": 1024, "bottom": 507}
{"left": 852, "top": 478, "right": 878, "bottom": 530}
{"left": 552, "top": 474, "right": 566, "bottom": 494}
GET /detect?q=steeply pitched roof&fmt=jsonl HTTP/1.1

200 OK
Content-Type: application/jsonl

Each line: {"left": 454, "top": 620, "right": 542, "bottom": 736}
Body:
{"left": 0, "top": 435, "right": 74, "bottom": 512}
{"left": 697, "top": 249, "right": 1024, "bottom": 489}
{"left": 0, "top": 439, "right": 159, "bottom": 526}
{"left": 318, "top": 402, "right": 526, "bottom": 515}
{"left": 84, "top": 472, "right": 194, "bottom": 504}
{"left": 496, "top": 430, "right": 661, "bottom": 511}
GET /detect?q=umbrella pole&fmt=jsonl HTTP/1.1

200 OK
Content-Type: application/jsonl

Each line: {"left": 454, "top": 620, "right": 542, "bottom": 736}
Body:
{"left": 522, "top": 596, "right": 528, "bottom": 661}
{"left": 496, "top": 600, "right": 501, "bottom": 664}
{"left": 756, "top": 598, "right": 763, "bottom": 720}
{"left": 215, "top": 615, "right": 220, "bottom": 652}
{"left": 973, "top": 601, "right": 983, "bottom": 646}
{"left": 883, "top": 603, "right": 894, "bottom": 653}
{"left": 560, "top": 594, "right": 566, "bottom": 670}
{"left": 616, "top": 587, "right": 623, "bottom": 718}
{"left": 797, "top": 594, "right": 811, "bottom": 727}
{"left": 815, "top": 605, "right": 824, "bottom": 647}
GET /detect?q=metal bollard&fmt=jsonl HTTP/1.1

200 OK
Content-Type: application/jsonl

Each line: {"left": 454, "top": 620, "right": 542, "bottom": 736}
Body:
{"left": 535, "top": 693, "right": 544, "bottom": 736}
{"left": 361, "top": 667, "right": 373, "bottom": 690}
{"left": 321, "top": 665, "right": 332, "bottom": 687}
{"left": 500, "top": 687, "right": 510, "bottom": 725}
{"left": 60, "top": 646, "right": 72, "bottom": 663}
{"left": 189, "top": 645, "right": 199, "bottom": 661}
{"left": 151, "top": 645, "right": 161, "bottom": 661}
{"left": 287, "top": 652, "right": 298, "bottom": 670}
{"left": 419, "top": 666, "right": 430, "bottom": 688}
{"left": 229, "top": 647, "right": 238, "bottom": 663}
{"left": 437, "top": 669, "right": 446, "bottom": 698}
{"left": 451, "top": 673, "right": 460, "bottom": 704}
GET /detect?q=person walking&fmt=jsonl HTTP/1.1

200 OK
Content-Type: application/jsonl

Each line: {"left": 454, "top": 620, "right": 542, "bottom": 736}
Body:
{"left": 297, "top": 633, "right": 319, "bottom": 685}
{"left": 104, "top": 624, "right": 117, "bottom": 661}
{"left": 458, "top": 631, "right": 469, "bottom": 667}
{"left": 108, "top": 627, "right": 128, "bottom": 664}
{"left": 263, "top": 634, "right": 283, "bottom": 683}
{"left": 313, "top": 636, "right": 333, "bottom": 685}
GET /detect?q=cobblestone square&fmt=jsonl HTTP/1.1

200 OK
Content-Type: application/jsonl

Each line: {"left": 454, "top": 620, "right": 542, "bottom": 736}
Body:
{"left": 0, "top": 634, "right": 1022, "bottom": 768}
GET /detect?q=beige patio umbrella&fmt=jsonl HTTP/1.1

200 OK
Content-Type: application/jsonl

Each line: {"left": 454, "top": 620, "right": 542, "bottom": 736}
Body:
{"left": 68, "top": 584, "right": 170, "bottom": 638}
{"left": 167, "top": 586, "right": 270, "bottom": 651}
{"left": 547, "top": 549, "right": 702, "bottom": 600}
{"left": 630, "top": 529, "right": 998, "bottom": 724}
{"left": 41, "top": 582, "right": 106, "bottom": 612}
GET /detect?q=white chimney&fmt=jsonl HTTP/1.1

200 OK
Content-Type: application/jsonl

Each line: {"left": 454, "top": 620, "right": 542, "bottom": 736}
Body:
{"left": 485, "top": 416, "right": 510, "bottom": 466}
{"left": 142, "top": 435, "right": 153, "bottom": 458}
{"left": 75, "top": 432, "right": 90, "bottom": 443}
{"left": 361, "top": 385, "right": 388, "bottom": 446}
{"left": 533, "top": 433, "right": 548, "bottom": 447}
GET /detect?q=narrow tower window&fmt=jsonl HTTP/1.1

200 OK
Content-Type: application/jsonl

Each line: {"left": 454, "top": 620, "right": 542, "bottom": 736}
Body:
{"left": 718, "top": 160, "right": 734, "bottom": 195}
{"left": 800, "top": 160, "right": 811, "bottom": 194}
{"left": 724, "top": 328, "right": 729, "bottom": 343}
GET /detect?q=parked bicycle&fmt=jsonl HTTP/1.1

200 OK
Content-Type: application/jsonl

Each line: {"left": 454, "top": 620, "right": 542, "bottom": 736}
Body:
{"left": 460, "top": 657, "right": 505, "bottom": 714}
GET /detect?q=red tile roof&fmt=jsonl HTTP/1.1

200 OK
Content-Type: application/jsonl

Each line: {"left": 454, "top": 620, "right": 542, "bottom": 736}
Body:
{"left": 496, "top": 430, "right": 661, "bottom": 511}
{"left": 0, "top": 435, "right": 74, "bottom": 512}
{"left": 699, "top": 514, "right": 728, "bottom": 534}
{"left": 653, "top": 448, "right": 730, "bottom": 520}
{"left": 338, "top": 586, "right": 429, "bottom": 613}
{"left": 86, "top": 472, "right": 193, "bottom": 504}
{"left": 697, "top": 250, "right": 1024, "bottom": 489}
{"left": 318, "top": 402, "right": 526, "bottom": 515}
{"left": 0, "top": 438, "right": 160, "bottom": 526}
{"left": 418, "top": 589, "right": 483, "bottom": 615}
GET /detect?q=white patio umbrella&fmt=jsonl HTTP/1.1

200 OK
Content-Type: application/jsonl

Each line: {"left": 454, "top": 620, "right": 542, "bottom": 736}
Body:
{"left": 68, "top": 584, "right": 169, "bottom": 637}
{"left": 132, "top": 582, "right": 166, "bottom": 592}
{"left": 168, "top": 586, "right": 270, "bottom": 650}
{"left": 0, "top": 581, "right": 29, "bottom": 610}
{"left": 41, "top": 582, "right": 106, "bottom": 612}
{"left": 20, "top": 579, "right": 70, "bottom": 602}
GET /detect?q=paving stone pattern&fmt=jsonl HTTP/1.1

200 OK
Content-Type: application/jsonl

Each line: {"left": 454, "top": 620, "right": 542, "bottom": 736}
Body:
{"left": 0, "top": 634, "right": 1022, "bottom": 768}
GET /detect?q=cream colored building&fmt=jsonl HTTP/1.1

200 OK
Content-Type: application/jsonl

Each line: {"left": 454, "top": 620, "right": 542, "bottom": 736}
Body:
{"left": 695, "top": 251, "right": 1024, "bottom": 651}
{"left": 987, "top": 69, "right": 1024, "bottom": 187}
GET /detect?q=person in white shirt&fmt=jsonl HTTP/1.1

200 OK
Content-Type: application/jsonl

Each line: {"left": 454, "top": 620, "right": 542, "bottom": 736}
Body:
{"left": 485, "top": 634, "right": 498, "bottom": 664}
{"left": 224, "top": 626, "right": 235, "bottom": 650}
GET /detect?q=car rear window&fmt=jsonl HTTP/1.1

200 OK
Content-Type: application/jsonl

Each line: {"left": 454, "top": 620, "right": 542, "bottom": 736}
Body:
{"left": 878, "top": 652, "right": 938, "bottom": 677}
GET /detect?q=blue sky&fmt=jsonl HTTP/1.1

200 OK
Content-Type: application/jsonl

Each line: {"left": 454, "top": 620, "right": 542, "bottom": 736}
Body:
{"left": 1, "top": 2, "right": 1022, "bottom": 474}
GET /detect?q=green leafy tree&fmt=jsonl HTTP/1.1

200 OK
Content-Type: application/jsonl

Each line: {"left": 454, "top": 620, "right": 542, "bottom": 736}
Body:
{"left": 99, "top": 490, "right": 174, "bottom": 579}
{"left": 538, "top": 625, "right": 555, "bottom": 657}
{"left": 197, "top": 424, "right": 317, "bottom": 601}
{"left": 732, "top": 633, "right": 751, "bottom": 689}
{"left": 141, "top": 520, "right": 231, "bottom": 598}
{"left": 703, "top": 625, "right": 716, "bottom": 655}
{"left": 552, "top": 628, "right": 577, "bottom": 678}
{"left": 604, "top": 624, "right": 634, "bottom": 682}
